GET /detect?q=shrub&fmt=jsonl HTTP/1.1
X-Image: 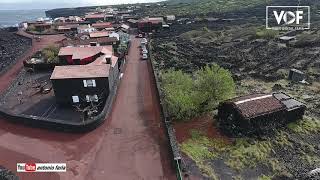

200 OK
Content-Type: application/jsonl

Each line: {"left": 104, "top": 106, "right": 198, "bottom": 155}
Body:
{"left": 256, "top": 28, "right": 279, "bottom": 39}
{"left": 42, "top": 45, "right": 59, "bottom": 64}
{"left": 161, "top": 70, "right": 200, "bottom": 120}
{"left": 195, "top": 65, "right": 236, "bottom": 111}
{"left": 161, "top": 65, "right": 235, "bottom": 121}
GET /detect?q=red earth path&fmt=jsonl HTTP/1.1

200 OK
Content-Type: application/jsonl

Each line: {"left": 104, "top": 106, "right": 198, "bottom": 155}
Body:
{"left": 0, "top": 34, "right": 175, "bottom": 180}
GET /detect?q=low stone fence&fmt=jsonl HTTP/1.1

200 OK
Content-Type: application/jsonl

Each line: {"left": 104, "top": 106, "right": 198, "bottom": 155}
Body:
{"left": 148, "top": 41, "right": 183, "bottom": 179}
{"left": 0, "top": 58, "right": 126, "bottom": 133}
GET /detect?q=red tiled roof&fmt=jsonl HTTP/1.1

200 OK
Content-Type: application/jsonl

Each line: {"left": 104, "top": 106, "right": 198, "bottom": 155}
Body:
{"left": 229, "top": 94, "right": 286, "bottom": 118}
{"left": 90, "top": 55, "right": 118, "bottom": 67}
{"left": 61, "top": 37, "right": 118, "bottom": 46}
{"left": 92, "top": 22, "right": 112, "bottom": 28}
{"left": 85, "top": 14, "right": 105, "bottom": 19}
{"left": 50, "top": 64, "right": 110, "bottom": 79}
{"left": 58, "top": 46, "right": 113, "bottom": 60}
{"left": 89, "top": 31, "right": 110, "bottom": 38}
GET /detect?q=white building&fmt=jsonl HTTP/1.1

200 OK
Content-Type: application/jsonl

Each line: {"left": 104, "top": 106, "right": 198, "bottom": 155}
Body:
{"left": 77, "top": 25, "right": 96, "bottom": 34}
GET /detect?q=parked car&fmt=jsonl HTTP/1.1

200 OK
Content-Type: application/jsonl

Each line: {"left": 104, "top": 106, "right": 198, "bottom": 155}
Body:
{"left": 136, "top": 34, "right": 143, "bottom": 38}
{"left": 141, "top": 44, "right": 147, "bottom": 51}
{"left": 142, "top": 54, "right": 148, "bottom": 60}
{"left": 141, "top": 41, "right": 147, "bottom": 46}
{"left": 141, "top": 38, "right": 148, "bottom": 44}
{"left": 141, "top": 49, "right": 148, "bottom": 54}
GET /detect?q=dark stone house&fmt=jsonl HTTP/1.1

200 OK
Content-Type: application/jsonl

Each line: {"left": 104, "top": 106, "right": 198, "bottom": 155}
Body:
{"left": 50, "top": 64, "right": 111, "bottom": 105}
{"left": 218, "top": 92, "right": 306, "bottom": 135}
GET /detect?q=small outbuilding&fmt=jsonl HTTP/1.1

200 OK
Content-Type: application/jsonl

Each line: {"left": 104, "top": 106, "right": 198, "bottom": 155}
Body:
{"left": 218, "top": 92, "right": 306, "bottom": 135}
{"left": 288, "top": 68, "right": 305, "bottom": 82}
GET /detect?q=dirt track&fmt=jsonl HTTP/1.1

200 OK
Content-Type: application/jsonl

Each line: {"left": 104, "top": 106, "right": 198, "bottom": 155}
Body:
{"left": 0, "top": 35, "right": 175, "bottom": 180}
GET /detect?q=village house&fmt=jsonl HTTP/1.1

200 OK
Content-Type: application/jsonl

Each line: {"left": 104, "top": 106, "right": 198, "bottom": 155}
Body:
{"left": 127, "top": 19, "right": 139, "bottom": 28}
{"left": 50, "top": 65, "right": 111, "bottom": 105}
{"left": 218, "top": 92, "right": 306, "bottom": 135}
{"left": 58, "top": 46, "right": 113, "bottom": 65}
{"left": 85, "top": 13, "right": 106, "bottom": 23}
{"left": 61, "top": 37, "right": 119, "bottom": 47}
{"left": 56, "top": 26, "right": 72, "bottom": 33}
{"left": 120, "top": 24, "right": 130, "bottom": 33}
{"left": 89, "top": 31, "right": 110, "bottom": 38}
{"left": 92, "top": 22, "right": 113, "bottom": 30}
{"left": 138, "top": 17, "right": 164, "bottom": 32}
{"left": 77, "top": 24, "right": 96, "bottom": 34}
{"left": 165, "top": 15, "right": 176, "bottom": 23}
{"left": 51, "top": 46, "right": 120, "bottom": 105}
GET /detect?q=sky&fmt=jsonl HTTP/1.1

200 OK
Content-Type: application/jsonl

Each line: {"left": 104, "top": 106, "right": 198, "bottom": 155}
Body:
{"left": 0, "top": 0, "right": 164, "bottom": 10}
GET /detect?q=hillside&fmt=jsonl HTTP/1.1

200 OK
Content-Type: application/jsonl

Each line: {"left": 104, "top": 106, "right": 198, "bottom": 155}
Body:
{"left": 144, "top": 0, "right": 320, "bottom": 17}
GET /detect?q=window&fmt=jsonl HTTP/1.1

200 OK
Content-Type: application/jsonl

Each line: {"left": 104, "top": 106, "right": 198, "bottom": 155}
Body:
{"left": 86, "top": 95, "right": 99, "bottom": 102}
{"left": 72, "top": 96, "right": 80, "bottom": 103}
{"left": 83, "top": 79, "right": 96, "bottom": 87}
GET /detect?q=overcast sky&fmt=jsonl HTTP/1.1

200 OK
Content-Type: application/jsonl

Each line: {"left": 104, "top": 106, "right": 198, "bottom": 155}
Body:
{"left": 0, "top": 0, "right": 164, "bottom": 10}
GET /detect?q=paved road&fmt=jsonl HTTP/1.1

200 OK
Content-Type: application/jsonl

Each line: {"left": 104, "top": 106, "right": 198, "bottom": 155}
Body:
{"left": 0, "top": 35, "right": 175, "bottom": 180}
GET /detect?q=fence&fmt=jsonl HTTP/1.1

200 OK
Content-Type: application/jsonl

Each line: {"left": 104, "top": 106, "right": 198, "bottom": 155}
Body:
{"left": 148, "top": 40, "right": 183, "bottom": 180}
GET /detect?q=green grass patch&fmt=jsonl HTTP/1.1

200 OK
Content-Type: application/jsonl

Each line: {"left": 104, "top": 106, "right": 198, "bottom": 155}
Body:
{"left": 288, "top": 116, "right": 320, "bottom": 134}
{"left": 256, "top": 28, "right": 279, "bottom": 39}
{"left": 226, "top": 139, "right": 272, "bottom": 171}
{"left": 181, "top": 130, "right": 228, "bottom": 162}
{"left": 301, "top": 154, "right": 320, "bottom": 165}
{"left": 180, "top": 27, "right": 225, "bottom": 44}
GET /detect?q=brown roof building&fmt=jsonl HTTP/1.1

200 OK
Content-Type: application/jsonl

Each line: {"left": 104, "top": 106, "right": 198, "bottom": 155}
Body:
{"left": 218, "top": 93, "right": 306, "bottom": 135}
{"left": 61, "top": 37, "right": 119, "bottom": 47}
{"left": 51, "top": 45, "right": 120, "bottom": 105}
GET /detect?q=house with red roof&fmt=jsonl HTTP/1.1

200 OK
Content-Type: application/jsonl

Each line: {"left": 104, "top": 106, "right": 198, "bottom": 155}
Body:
{"left": 58, "top": 46, "right": 113, "bottom": 65}
{"left": 51, "top": 46, "right": 120, "bottom": 105}
{"left": 218, "top": 93, "right": 306, "bottom": 135}
{"left": 92, "top": 22, "right": 113, "bottom": 30}
{"left": 138, "top": 17, "right": 164, "bottom": 32}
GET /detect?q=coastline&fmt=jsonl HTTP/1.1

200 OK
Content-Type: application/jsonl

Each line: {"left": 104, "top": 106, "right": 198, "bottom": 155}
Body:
{"left": 0, "top": 9, "right": 46, "bottom": 28}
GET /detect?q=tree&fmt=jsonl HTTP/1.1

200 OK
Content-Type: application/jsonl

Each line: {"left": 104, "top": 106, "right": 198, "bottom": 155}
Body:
{"left": 162, "top": 70, "right": 200, "bottom": 121}
{"left": 161, "top": 65, "right": 235, "bottom": 121}
{"left": 195, "top": 65, "right": 235, "bottom": 111}
{"left": 42, "top": 45, "right": 59, "bottom": 64}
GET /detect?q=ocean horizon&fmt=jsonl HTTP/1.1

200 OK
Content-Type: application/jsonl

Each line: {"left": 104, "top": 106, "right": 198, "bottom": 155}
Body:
{"left": 0, "top": 9, "right": 46, "bottom": 27}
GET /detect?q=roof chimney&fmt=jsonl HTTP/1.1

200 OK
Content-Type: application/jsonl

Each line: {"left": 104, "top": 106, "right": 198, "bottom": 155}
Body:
{"left": 105, "top": 55, "right": 112, "bottom": 64}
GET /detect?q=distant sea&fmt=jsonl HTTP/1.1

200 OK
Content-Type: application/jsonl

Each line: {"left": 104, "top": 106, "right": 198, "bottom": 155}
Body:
{"left": 0, "top": 9, "right": 46, "bottom": 28}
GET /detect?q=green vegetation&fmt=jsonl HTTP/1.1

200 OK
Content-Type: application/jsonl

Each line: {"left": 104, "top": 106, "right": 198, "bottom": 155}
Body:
{"left": 258, "top": 175, "right": 272, "bottom": 180}
{"left": 27, "top": 25, "right": 36, "bottom": 32}
{"left": 226, "top": 139, "right": 272, "bottom": 170}
{"left": 146, "top": 0, "right": 267, "bottom": 16}
{"left": 301, "top": 154, "right": 320, "bottom": 165}
{"left": 256, "top": 28, "right": 279, "bottom": 39}
{"left": 288, "top": 116, "right": 320, "bottom": 134}
{"left": 180, "top": 129, "right": 296, "bottom": 178}
{"left": 161, "top": 65, "right": 235, "bottom": 121}
{"left": 295, "top": 32, "right": 320, "bottom": 47}
{"left": 42, "top": 45, "right": 59, "bottom": 64}
{"left": 180, "top": 27, "right": 226, "bottom": 44}
{"left": 180, "top": 131, "right": 226, "bottom": 179}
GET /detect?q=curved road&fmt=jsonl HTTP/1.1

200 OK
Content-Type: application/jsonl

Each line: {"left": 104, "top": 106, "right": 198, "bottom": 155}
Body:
{"left": 0, "top": 35, "right": 175, "bottom": 180}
